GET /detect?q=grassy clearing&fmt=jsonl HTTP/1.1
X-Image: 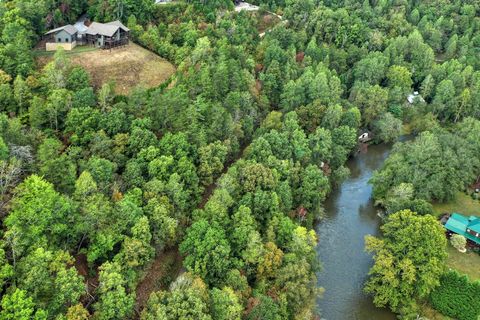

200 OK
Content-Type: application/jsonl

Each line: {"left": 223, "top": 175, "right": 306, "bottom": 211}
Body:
{"left": 432, "top": 191, "right": 480, "bottom": 217}
{"left": 420, "top": 302, "right": 451, "bottom": 320}
{"left": 422, "top": 192, "right": 480, "bottom": 319}
{"left": 446, "top": 245, "right": 480, "bottom": 281}
{"left": 35, "top": 43, "right": 176, "bottom": 95}
{"left": 432, "top": 191, "right": 480, "bottom": 284}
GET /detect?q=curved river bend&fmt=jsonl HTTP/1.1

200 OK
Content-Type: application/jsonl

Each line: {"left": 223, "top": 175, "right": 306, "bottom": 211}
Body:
{"left": 316, "top": 143, "right": 395, "bottom": 320}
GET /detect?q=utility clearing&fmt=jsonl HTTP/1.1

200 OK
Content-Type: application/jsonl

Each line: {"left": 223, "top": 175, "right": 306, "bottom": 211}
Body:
{"left": 36, "top": 43, "right": 175, "bottom": 95}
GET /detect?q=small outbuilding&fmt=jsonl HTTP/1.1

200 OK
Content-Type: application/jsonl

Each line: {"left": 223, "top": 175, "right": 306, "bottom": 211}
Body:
{"left": 444, "top": 213, "right": 480, "bottom": 245}
{"left": 44, "top": 25, "right": 78, "bottom": 51}
{"left": 407, "top": 91, "right": 425, "bottom": 104}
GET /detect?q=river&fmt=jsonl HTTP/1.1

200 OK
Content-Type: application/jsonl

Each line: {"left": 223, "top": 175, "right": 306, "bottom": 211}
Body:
{"left": 316, "top": 143, "right": 396, "bottom": 320}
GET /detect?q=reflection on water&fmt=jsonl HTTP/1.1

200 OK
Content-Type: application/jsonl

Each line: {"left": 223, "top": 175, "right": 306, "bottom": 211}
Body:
{"left": 316, "top": 143, "right": 396, "bottom": 320}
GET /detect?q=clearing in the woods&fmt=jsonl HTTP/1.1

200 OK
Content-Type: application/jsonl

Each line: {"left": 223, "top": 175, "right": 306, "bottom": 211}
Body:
{"left": 433, "top": 192, "right": 480, "bottom": 278}
{"left": 35, "top": 43, "right": 176, "bottom": 95}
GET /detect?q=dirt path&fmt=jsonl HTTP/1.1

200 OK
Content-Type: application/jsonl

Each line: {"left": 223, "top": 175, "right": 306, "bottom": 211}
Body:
{"left": 134, "top": 247, "right": 183, "bottom": 314}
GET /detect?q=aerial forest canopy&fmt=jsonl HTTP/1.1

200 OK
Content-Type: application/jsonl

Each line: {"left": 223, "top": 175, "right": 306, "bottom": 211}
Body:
{"left": 0, "top": 0, "right": 479, "bottom": 319}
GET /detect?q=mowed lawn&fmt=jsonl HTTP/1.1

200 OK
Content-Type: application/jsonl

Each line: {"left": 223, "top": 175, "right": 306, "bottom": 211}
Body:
{"left": 423, "top": 190, "right": 480, "bottom": 319}
{"left": 36, "top": 43, "right": 175, "bottom": 95}
{"left": 432, "top": 191, "right": 480, "bottom": 217}
{"left": 432, "top": 191, "right": 480, "bottom": 296}
{"left": 446, "top": 245, "right": 480, "bottom": 281}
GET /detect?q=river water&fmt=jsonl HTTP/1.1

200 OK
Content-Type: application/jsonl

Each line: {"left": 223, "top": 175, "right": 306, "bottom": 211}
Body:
{"left": 316, "top": 143, "right": 396, "bottom": 320}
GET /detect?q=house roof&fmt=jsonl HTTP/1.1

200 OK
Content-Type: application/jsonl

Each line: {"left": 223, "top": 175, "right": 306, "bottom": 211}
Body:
{"left": 106, "top": 20, "right": 130, "bottom": 32}
{"left": 74, "top": 19, "right": 88, "bottom": 34}
{"left": 468, "top": 216, "right": 480, "bottom": 233}
{"left": 445, "top": 213, "right": 469, "bottom": 234}
{"left": 85, "top": 21, "right": 129, "bottom": 37}
{"left": 45, "top": 24, "right": 78, "bottom": 36}
{"left": 85, "top": 22, "right": 119, "bottom": 37}
{"left": 444, "top": 213, "right": 480, "bottom": 244}
{"left": 407, "top": 91, "right": 425, "bottom": 104}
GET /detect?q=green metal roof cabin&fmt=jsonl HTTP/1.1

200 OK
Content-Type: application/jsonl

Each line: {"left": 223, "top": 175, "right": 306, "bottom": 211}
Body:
{"left": 444, "top": 213, "right": 480, "bottom": 245}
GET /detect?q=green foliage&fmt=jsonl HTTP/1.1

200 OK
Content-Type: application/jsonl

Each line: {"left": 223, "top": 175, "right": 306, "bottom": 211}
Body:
{"left": 371, "top": 122, "right": 480, "bottom": 203}
{"left": 210, "top": 287, "right": 242, "bottom": 320}
{"left": 197, "top": 141, "right": 229, "bottom": 186}
{"left": 0, "top": 289, "right": 47, "bottom": 320}
{"left": 430, "top": 271, "right": 480, "bottom": 320}
{"left": 85, "top": 157, "right": 117, "bottom": 192}
{"left": 372, "top": 112, "right": 402, "bottom": 143}
{"left": 37, "top": 138, "right": 76, "bottom": 194}
{"left": 245, "top": 294, "right": 287, "bottom": 320}
{"left": 1, "top": 0, "right": 480, "bottom": 319}
{"left": 0, "top": 241, "right": 13, "bottom": 290}
{"left": 4, "top": 175, "right": 75, "bottom": 257}
{"left": 16, "top": 248, "right": 84, "bottom": 315}
{"left": 296, "top": 164, "right": 329, "bottom": 215}
{"left": 365, "top": 210, "right": 447, "bottom": 313}
{"left": 94, "top": 261, "right": 135, "bottom": 320}
{"left": 141, "top": 273, "right": 212, "bottom": 320}
{"left": 115, "top": 216, "right": 154, "bottom": 270}
{"left": 180, "top": 220, "right": 233, "bottom": 287}
{"left": 450, "top": 234, "right": 467, "bottom": 252}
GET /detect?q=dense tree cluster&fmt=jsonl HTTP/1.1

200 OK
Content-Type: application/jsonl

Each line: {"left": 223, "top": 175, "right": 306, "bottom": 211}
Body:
{"left": 365, "top": 210, "right": 447, "bottom": 318}
{"left": 147, "top": 111, "right": 346, "bottom": 319}
{"left": 0, "top": 1, "right": 269, "bottom": 318}
{"left": 0, "top": 0, "right": 479, "bottom": 319}
{"left": 371, "top": 118, "right": 480, "bottom": 204}
{"left": 430, "top": 271, "right": 480, "bottom": 320}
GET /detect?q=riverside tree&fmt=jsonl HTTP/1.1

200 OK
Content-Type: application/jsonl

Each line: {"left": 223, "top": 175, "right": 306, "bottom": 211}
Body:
{"left": 364, "top": 210, "right": 447, "bottom": 315}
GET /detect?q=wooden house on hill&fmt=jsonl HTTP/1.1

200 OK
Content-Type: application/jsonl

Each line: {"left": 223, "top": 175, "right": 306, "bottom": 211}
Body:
{"left": 85, "top": 21, "right": 130, "bottom": 49}
{"left": 44, "top": 20, "right": 130, "bottom": 51}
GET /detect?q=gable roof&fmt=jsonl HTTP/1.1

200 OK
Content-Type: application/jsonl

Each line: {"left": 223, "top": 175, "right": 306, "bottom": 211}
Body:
{"left": 45, "top": 24, "right": 78, "bottom": 36}
{"left": 444, "top": 213, "right": 480, "bottom": 244}
{"left": 86, "top": 22, "right": 119, "bottom": 37}
{"left": 445, "top": 213, "right": 469, "bottom": 235}
{"left": 85, "top": 21, "right": 130, "bottom": 37}
{"left": 106, "top": 20, "right": 130, "bottom": 32}
{"left": 468, "top": 216, "right": 480, "bottom": 233}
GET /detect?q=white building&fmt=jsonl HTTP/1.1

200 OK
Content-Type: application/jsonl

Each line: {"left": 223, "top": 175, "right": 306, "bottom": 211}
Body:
{"left": 407, "top": 91, "right": 425, "bottom": 104}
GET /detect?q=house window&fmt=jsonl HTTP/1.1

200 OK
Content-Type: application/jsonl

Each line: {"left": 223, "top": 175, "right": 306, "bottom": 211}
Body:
{"left": 65, "top": 38, "right": 69, "bottom": 43}
{"left": 58, "top": 38, "right": 62, "bottom": 42}
{"left": 466, "top": 228, "right": 477, "bottom": 237}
